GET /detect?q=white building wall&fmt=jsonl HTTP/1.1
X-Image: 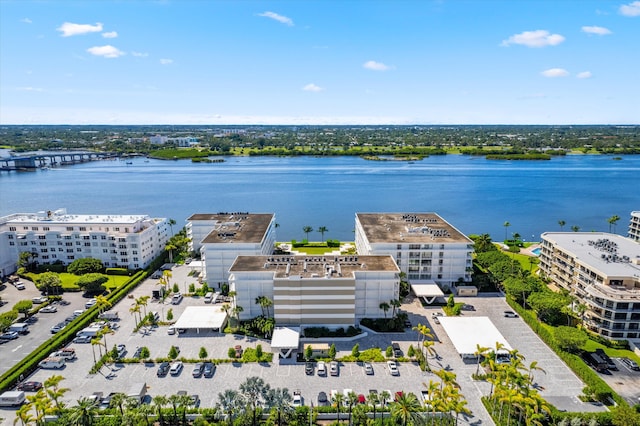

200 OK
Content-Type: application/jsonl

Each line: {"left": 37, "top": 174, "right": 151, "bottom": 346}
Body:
{"left": 229, "top": 271, "right": 274, "bottom": 320}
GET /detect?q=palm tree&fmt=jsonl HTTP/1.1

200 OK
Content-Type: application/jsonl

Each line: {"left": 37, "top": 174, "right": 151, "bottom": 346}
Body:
{"left": 527, "top": 360, "right": 547, "bottom": 385}
{"left": 129, "top": 304, "right": 141, "bottom": 327}
{"left": 608, "top": 215, "right": 620, "bottom": 233}
{"left": 95, "top": 295, "right": 111, "bottom": 314}
{"left": 346, "top": 391, "right": 359, "bottom": 426}
{"left": 267, "top": 387, "right": 293, "bottom": 426}
{"left": 168, "top": 218, "right": 177, "bottom": 235}
{"left": 474, "top": 233, "right": 493, "bottom": 253}
{"left": 152, "top": 395, "right": 168, "bottom": 426}
{"left": 503, "top": 221, "right": 511, "bottom": 242}
{"left": 262, "top": 297, "right": 273, "bottom": 318}
{"left": 255, "top": 296, "right": 267, "bottom": 317}
{"left": 165, "top": 242, "right": 177, "bottom": 263}
{"left": 368, "top": 390, "right": 380, "bottom": 422}
{"left": 389, "top": 392, "right": 422, "bottom": 426}
{"left": 389, "top": 298, "right": 402, "bottom": 317}
{"left": 217, "top": 389, "right": 241, "bottom": 426}
{"left": 232, "top": 305, "right": 244, "bottom": 325}
{"left": 14, "top": 404, "right": 34, "bottom": 426}
{"left": 331, "top": 392, "right": 344, "bottom": 422}
{"left": 239, "top": 376, "right": 271, "bottom": 426}
{"left": 67, "top": 397, "right": 98, "bottom": 426}
{"left": 44, "top": 374, "right": 68, "bottom": 414}
{"left": 110, "top": 392, "right": 128, "bottom": 417}
{"left": 379, "top": 301, "right": 391, "bottom": 318}
{"left": 168, "top": 394, "right": 182, "bottom": 425}
{"left": 571, "top": 225, "right": 580, "bottom": 232}
{"left": 317, "top": 226, "right": 328, "bottom": 242}
{"left": 474, "top": 344, "right": 490, "bottom": 376}
{"left": 558, "top": 220, "right": 566, "bottom": 231}
{"left": 302, "top": 226, "right": 313, "bottom": 241}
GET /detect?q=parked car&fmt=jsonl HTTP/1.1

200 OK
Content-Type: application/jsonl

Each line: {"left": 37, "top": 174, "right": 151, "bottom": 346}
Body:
{"left": 16, "top": 381, "right": 42, "bottom": 392}
{"left": 595, "top": 348, "right": 617, "bottom": 371}
{"left": 317, "top": 391, "right": 328, "bottom": 406}
{"left": 85, "top": 298, "right": 97, "bottom": 309}
{"left": 0, "top": 331, "right": 19, "bottom": 341}
{"left": 190, "top": 394, "right": 200, "bottom": 408}
{"left": 504, "top": 310, "right": 518, "bottom": 318}
{"left": 167, "top": 326, "right": 176, "bottom": 335}
{"left": 32, "top": 296, "right": 48, "bottom": 304}
{"left": 73, "top": 335, "right": 92, "bottom": 343}
{"left": 192, "top": 362, "right": 204, "bottom": 378}
{"left": 171, "top": 293, "right": 183, "bottom": 305}
{"left": 157, "top": 362, "right": 170, "bottom": 377}
{"left": 620, "top": 357, "right": 640, "bottom": 371}
{"left": 387, "top": 360, "right": 399, "bottom": 376}
{"left": 431, "top": 312, "right": 443, "bottom": 324}
{"left": 116, "top": 344, "right": 126, "bottom": 358}
{"left": 133, "top": 347, "right": 144, "bottom": 359}
{"left": 40, "top": 305, "right": 57, "bottom": 313}
{"left": 305, "top": 362, "right": 314, "bottom": 375}
{"left": 292, "top": 390, "right": 302, "bottom": 407}
{"left": 462, "top": 304, "right": 475, "bottom": 311}
{"left": 392, "top": 342, "right": 402, "bottom": 358}
{"left": 50, "top": 322, "right": 67, "bottom": 334}
{"left": 203, "top": 362, "right": 216, "bottom": 378}
{"left": 14, "top": 281, "right": 25, "bottom": 290}
{"left": 170, "top": 361, "right": 184, "bottom": 376}
{"left": 364, "top": 362, "right": 374, "bottom": 375}
{"left": 317, "top": 361, "right": 327, "bottom": 376}
{"left": 329, "top": 361, "right": 339, "bottom": 376}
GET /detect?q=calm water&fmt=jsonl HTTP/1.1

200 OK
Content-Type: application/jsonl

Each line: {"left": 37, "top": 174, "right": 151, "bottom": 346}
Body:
{"left": 1, "top": 155, "right": 639, "bottom": 242}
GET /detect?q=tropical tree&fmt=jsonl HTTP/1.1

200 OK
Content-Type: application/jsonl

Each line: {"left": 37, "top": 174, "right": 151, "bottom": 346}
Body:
{"left": 76, "top": 273, "right": 109, "bottom": 295}
{"left": 217, "top": 389, "right": 242, "bottom": 426}
{"left": 152, "top": 395, "right": 168, "bottom": 426}
{"left": 474, "top": 344, "right": 490, "bottom": 376}
{"left": 302, "top": 226, "right": 313, "bottom": 240}
{"left": 165, "top": 241, "right": 177, "bottom": 263}
{"left": 558, "top": 220, "right": 566, "bottom": 231}
{"left": 44, "top": 374, "right": 69, "bottom": 414}
{"left": 379, "top": 301, "right": 391, "bottom": 318}
{"left": 503, "top": 221, "right": 511, "bottom": 242}
{"left": 346, "top": 391, "right": 359, "bottom": 426}
{"left": 67, "top": 397, "right": 98, "bottom": 426}
{"left": 95, "top": 295, "right": 111, "bottom": 314}
{"left": 389, "top": 298, "right": 402, "bottom": 317}
{"left": 109, "top": 392, "right": 128, "bottom": 417}
{"left": 14, "top": 300, "right": 33, "bottom": 319}
{"left": 239, "top": 376, "right": 271, "bottom": 426}
{"left": 608, "top": 214, "right": 620, "bottom": 233}
{"left": 331, "top": 392, "right": 344, "bottom": 422}
{"left": 168, "top": 218, "right": 177, "bottom": 235}
{"left": 389, "top": 392, "right": 422, "bottom": 426}
{"left": 571, "top": 225, "right": 580, "bottom": 232}
{"left": 34, "top": 272, "right": 62, "bottom": 296}
{"left": 14, "top": 403, "right": 35, "bottom": 426}
{"left": 317, "top": 226, "right": 328, "bottom": 242}
{"left": 266, "top": 387, "right": 293, "bottom": 426}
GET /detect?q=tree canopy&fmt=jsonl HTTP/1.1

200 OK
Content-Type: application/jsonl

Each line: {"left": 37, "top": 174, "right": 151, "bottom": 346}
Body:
{"left": 76, "top": 273, "right": 109, "bottom": 295}
{"left": 67, "top": 258, "right": 104, "bottom": 275}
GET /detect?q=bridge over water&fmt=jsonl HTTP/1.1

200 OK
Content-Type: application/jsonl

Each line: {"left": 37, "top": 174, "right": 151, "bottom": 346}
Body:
{"left": 0, "top": 152, "right": 117, "bottom": 171}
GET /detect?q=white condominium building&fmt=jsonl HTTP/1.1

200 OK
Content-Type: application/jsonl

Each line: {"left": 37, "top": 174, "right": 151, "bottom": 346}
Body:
{"left": 629, "top": 211, "right": 640, "bottom": 242}
{"left": 0, "top": 208, "right": 170, "bottom": 277}
{"left": 539, "top": 232, "right": 640, "bottom": 340}
{"left": 187, "top": 213, "right": 276, "bottom": 287}
{"left": 354, "top": 213, "right": 473, "bottom": 290}
{"left": 228, "top": 254, "right": 400, "bottom": 327}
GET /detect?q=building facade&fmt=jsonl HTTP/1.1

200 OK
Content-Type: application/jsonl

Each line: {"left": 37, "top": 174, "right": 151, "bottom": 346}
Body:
{"left": 354, "top": 213, "right": 473, "bottom": 290}
{"left": 629, "top": 211, "right": 640, "bottom": 243}
{"left": 538, "top": 232, "right": 640, "bottom": 340}
{"left": 0, "top": 209, "right": 169, "bottom": 277}
{"left": 228, "top": 254, "right": 400, "bottom": 327}
{"left": 186, "top": 213, "right": 276, "bottom": 287}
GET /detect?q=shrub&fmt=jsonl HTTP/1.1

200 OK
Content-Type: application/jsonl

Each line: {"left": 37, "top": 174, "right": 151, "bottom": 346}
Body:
{"left": 351, "top": 344, "right": 360, "bottom": 358}
{"left": 139, "top": 347, "right": 150, "bottom": 359}
{"left": 168, "top": 346, "right": 179, "bottom": 359}
{"left": 172, "top": 283, "right": 179, "bottom": 293}
{"left": 256, "top": 344, "right": 263, "bottom": 359}
{"left": 228, "top": 347, "right": 237, "bottom": 359}
{"left": 166, "top": 309, "right": 173, "bottom": 321}
{"left": 68, "top": 258, "right": 104, "bottom": 275}
{"left": 199, "top": 347, "right": 208, "bottom": 359}
{"left": 188, "top": 283, "right": 196, "bottom": 293}
{"left": 385, "top": 346, "right": 393, "bottom": 358}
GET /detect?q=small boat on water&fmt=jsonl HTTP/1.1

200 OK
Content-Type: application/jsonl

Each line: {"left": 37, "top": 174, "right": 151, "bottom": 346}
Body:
{"left": 125, "top": 161, "right": 133, "bottom": 165}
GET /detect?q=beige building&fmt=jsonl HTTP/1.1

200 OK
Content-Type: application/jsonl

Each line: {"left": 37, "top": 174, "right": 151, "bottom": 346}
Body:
{"left": 629, "top": 211, "right": 640, "bottom": 243}
{"left": 228, "top": 254, "right": 400, "bottom": 327}
{"left": 354, "top": 213, "right": 473, "bottom": 290}
{"left": 539, "top": 232, "right": 640, "bottom": 340}
{"left": 186, "top": 213, "right": 277, "bottom": 287}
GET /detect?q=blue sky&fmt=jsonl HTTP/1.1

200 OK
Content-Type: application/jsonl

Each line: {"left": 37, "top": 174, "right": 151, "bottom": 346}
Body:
{"left": 1, "top": 0, "right": 639, "bottom": 125}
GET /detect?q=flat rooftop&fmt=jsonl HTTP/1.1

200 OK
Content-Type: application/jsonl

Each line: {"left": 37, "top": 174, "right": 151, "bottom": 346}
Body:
{"left": 542, "top": 232, "right": 640, "bottom": 278}
{"left": 438, "top": 316, "right": 512, "bottom": 357}
{"left": 356, "top": 212, "right": 471, "bottom": 244}
{"left": 195, "top": 213, "right": 274, "bottom": 244}
{"left": 230, "top": 255, "right": 399, "bottom": 278}
{"left": 2, "top": 210, "right": 153, "bottom": 225}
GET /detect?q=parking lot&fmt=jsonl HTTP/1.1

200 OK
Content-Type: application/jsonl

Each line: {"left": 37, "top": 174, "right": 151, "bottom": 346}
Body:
{"left": 1, "top": 268, "right": 610, "bottom": 424}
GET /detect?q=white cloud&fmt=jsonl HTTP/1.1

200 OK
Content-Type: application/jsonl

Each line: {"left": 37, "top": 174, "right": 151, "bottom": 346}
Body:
{"left": 541, "top": 68, "right": 570, "bottom": 78}
{"left": 102, "top": 31, "right": 118, "bottom": 39}
{"left": 302, "top": 83, "right": 324, "bottom": 92}
{"left": 577, "top": 71, "right": 592, "bottom": 79}
{"left": 501, "top": 30, "right": 565, "bottom": 47}
{"left": 57, "top": 22, "right": 103, "bottom": 37}
{"left": 160, "top": 58, "right": 173, "bottom": 65}
{"left": 21, "top": 18, "right": 32, "bottom": 24}
{"left": 258, "top": 11, "right": 294, "bottom": 26}
{"left": 619, "top": 1, "right": 640, "bottom": 16}
{"left": 16, "top": 86, "right": 44, "bottom": 92}
{"left": 86, "top": 45, "right": 125, "bottom": 58}
{"left": 131, "top": 51, "right": 149, "bottom": 57}
{"left": 363, "top": 60, "right": 392, "bottom": 71}
{"left": 581, "top": 26, "right": 612, "bottom": 35}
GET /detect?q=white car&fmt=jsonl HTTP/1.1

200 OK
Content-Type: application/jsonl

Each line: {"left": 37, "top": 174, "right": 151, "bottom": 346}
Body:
{"left": 387, "top": 360, "right": 399, "bottom": 376}
{"left": 171, "top": 293, "right": 183, "bottom": 305}
{"left": 292, "top": 391, "right": 302, "bottom": 407}
{"left": 329, "top": 361, "right": 339, "bottom": 376}
{"left": 316, "top": 361, "right": 327, "bottom": 376}
{"left": 169, "top": 361, "right": 183, "bottom": 376}
{"left": 85, "top": 298, "right": 97, "bottom": 308}
{"left": 363, "top": 362, "right": 374, "bottom": 375}
{"left": 40, "top": 305, "right": 58, "bottom": 313}
{"left": 14, "top": 281, "right": 26, "bottom": 290}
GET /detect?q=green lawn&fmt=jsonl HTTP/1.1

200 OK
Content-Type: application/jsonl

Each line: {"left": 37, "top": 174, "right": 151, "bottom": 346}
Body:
{"left": 509, "top": 252, "right": 539, "bottom": 274}
{"left": 24, "top": 272, "right": 129, "bottom": 291}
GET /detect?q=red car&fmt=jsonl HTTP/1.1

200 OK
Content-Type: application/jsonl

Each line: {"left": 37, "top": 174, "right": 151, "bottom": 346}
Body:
{"left": 17, "top": 381, "right": 43, "bottom": 391}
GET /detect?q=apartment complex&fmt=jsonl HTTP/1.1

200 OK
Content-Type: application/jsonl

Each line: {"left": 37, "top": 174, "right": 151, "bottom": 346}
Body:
{"left": 629, "top": 211, "right": 640, "bottom": 243}
{"left": 354, "top": 213, "right": 473, "bottom": 290}
{"left": 228, "top": 254, "right": 400, "bottom": 327}
{"left": 538, "top": 232, "right": 640, "bottom": 340}
{"left": 0, "top": 209, "right": 169, "bottom": 277}
{"left": 186, "top": 213, "right": 276, "bottom": 286}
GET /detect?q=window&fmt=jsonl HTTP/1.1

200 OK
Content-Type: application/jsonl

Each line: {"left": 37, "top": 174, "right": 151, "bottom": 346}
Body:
{"left": 79, "top": 227, "right": 86, "bottom": 231}
{"left": 38, "top": 235, "right": 46, "bottom": 240}
{"left": 66, "top": 227, "right": 73, "bottom": 231}
{"left": 43, "top": 227, "right": 49, "bottom": 231}
{"left": 31, "top": 226, "right": 39, "bottom": 231}
{"left": 92, "top": 235, "right": 97, "bottom": 240}
{"left": 9, "top": 226, "right": 16, "bottom": 231}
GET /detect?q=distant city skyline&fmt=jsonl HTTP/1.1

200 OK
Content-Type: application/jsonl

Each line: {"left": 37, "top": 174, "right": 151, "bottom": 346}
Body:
{"left": 1, "top": 0, "right": 639, "bottom": 125}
